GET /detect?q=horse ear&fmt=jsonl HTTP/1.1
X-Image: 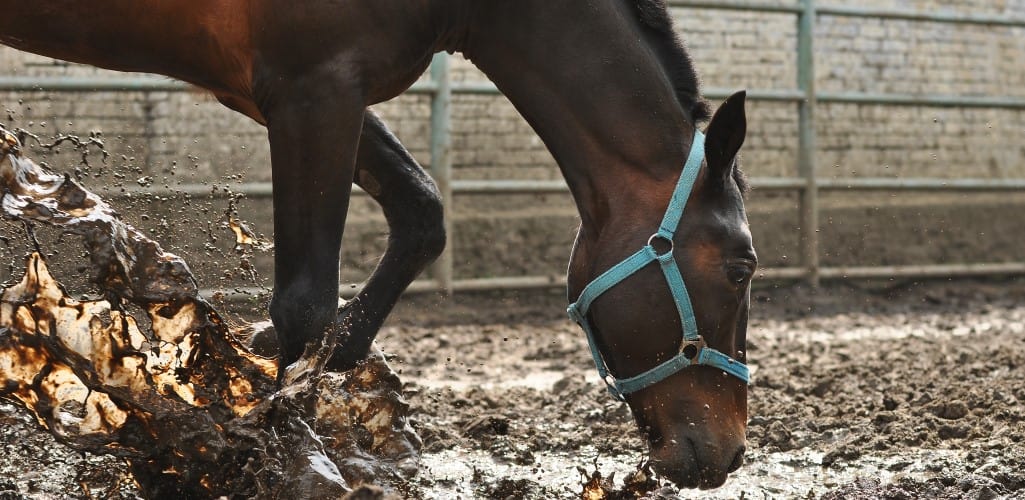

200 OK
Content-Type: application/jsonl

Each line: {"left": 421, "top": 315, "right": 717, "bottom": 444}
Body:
{"left": 704, "top": 90, "right": 747, "bottom": 188}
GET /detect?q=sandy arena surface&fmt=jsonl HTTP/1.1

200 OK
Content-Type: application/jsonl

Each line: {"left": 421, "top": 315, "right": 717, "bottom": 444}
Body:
{"left": 2, "top": 279, "right": 1024, "bottom": 499}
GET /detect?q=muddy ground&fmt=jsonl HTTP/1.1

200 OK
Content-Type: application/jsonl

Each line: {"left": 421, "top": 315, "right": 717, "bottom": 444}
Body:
{"left": 2, "top": 277, "right": 1024, "bottom": 499}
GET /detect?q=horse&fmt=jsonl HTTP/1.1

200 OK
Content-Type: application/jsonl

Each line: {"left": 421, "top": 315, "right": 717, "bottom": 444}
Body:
{"left": 0, "top": 0, "right": 756, "bottom": 489}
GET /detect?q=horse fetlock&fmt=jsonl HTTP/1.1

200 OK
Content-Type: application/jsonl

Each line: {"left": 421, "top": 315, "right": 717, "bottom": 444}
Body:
{"left": 269, "top": 288, "right": 340, "bottom": 364}
{"left": 326, "top": 336, "right": 374, "bottom": 372}
{"left": 320, "top": 304, "right": 371, "bottom": 371}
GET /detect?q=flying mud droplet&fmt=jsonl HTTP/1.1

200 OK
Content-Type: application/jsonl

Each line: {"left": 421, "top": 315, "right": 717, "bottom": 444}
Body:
{"left": 225, "top": 196, "right": 272, "bottom": 254}
{"left": 230, "top": 216, "right": 260, "bottom": 247}
{"left": 0, "top": 125, "right": 418, "bottom": 498}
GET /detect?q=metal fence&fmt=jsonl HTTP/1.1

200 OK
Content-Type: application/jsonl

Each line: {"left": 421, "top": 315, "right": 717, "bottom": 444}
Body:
{"left": 3, "top": 0, "right": 1025, "bottom": 296}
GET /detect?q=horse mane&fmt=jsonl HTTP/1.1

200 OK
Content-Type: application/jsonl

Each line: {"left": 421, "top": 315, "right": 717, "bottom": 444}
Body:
{"left": 627, "top": 0, "right": 711, "bottom": 124}
{"left": 628, "top": 0, "right": 749, "bottom": 195}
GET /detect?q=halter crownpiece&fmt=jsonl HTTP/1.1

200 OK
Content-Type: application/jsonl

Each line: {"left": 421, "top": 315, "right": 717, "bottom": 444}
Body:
{"left": 566, "top": 130, "right": 751, "bottom": 402}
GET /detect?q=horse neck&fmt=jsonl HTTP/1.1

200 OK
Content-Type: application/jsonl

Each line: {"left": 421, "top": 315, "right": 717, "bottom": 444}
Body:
{"left": 452, "top": 1, "right": 699, "bottom": 285}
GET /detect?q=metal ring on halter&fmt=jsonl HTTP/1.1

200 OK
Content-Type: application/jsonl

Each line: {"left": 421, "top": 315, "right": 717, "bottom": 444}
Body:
{"left": 680, "top": 336, "right": 707, "bottom": 360}
{"left": 647, "top": 233, "right": 674, "bottom": 257}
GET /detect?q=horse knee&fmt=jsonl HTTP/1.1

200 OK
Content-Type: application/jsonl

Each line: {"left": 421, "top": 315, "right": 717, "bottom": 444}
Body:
{"left": 394, "top": 180, "right": 446, "bottom": 263}
{"left": 416, "top": 188, "right": 446, "bottom": 261}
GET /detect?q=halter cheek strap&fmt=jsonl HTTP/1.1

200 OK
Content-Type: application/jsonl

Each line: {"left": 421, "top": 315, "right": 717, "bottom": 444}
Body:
{"left": 566, "top": 130, "right": 750, "bottom": 402}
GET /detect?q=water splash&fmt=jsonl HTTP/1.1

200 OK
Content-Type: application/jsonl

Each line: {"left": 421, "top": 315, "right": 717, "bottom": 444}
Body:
{"left": 0, "top": 125, "right": 418, "bottom": 498}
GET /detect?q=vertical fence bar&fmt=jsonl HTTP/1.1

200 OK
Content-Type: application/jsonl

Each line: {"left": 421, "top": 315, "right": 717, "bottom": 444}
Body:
{"left": 797, "top": 0, "right": 821, "bottom": 286}
{"left": 429, "top": 52, "right": 455, "bottom": 294}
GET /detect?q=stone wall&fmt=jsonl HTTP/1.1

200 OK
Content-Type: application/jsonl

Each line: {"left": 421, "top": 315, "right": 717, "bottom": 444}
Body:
{"left": 2, "top": 2, "right": 1024, "bottom": 296}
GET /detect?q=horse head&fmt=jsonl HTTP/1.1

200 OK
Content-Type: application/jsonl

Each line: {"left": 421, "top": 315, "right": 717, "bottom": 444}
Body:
{"left": 567, "top": 91, "right": 754, "bottom": 489}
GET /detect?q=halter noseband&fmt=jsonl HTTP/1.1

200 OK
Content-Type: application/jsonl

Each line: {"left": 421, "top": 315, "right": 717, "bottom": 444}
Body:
{"left": 566, "top": 130, "right": 750, "bottom": 402}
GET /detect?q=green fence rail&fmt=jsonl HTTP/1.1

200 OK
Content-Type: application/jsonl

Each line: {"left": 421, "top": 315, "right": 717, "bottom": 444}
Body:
{"left": 3, "top": 0, "right": 1025, "bottom": 294}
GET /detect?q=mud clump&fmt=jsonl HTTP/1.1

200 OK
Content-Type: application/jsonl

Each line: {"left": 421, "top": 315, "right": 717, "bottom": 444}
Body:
{"left": 479, "top": 477, "right": 541, "bottom": 499}
{"left": 463, "top": 414, "right": 511, "bottom": 439}
{"left": 0, "top": 479, "right": 19, "bottom": 499}
{"left": 930, "top": 401, "right": 970, "bottom": 420}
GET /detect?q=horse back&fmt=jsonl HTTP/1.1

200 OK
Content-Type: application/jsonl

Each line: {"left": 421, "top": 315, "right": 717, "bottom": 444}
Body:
{"left": 0, "top": 1, "right": 454, "bottom": 121}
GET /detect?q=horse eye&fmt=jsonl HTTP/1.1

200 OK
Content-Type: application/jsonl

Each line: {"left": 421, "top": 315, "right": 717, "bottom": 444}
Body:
{"left": 726, "top": 264, "right": 753, "bottom": 285}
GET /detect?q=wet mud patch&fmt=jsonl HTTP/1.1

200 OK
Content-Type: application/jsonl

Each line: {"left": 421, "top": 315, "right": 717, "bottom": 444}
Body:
{"left": 820, "top": 475, "right": 1011, "bottom": 500}
{"left": 377, "top": 279, "right": 1025, "bottom": 498}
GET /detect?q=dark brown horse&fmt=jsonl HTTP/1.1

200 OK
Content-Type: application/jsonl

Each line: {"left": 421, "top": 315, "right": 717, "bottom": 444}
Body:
{"left": 0, "top": 0, "right": 756, "bottom": 489}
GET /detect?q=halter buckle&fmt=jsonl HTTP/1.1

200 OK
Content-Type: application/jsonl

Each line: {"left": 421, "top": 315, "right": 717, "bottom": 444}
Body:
{"left": 603, "top": 374, "right": 626, "bottom": 401}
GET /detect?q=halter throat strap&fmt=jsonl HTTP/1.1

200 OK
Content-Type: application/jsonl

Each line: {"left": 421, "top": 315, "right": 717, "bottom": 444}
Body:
{"left": 566, "top": 130, "right": 750, "bottom": 401}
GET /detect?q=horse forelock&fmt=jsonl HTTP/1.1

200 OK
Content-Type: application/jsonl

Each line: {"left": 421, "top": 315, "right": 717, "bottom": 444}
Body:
{"left": 626, "top": 0, "right": 711, "bottom": 124}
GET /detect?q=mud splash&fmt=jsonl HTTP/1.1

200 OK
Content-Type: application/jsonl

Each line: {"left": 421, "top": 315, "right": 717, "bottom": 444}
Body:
{"left": 0, "top": 126, "right": 419, "bottom": 498}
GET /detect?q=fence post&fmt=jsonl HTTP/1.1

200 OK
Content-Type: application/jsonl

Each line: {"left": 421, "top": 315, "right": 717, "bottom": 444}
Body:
{"left": 429, "top": 52, "right": 455, "bottom": 295}
{"left": 797, "top": 0, "right": 820, "bottom": 286}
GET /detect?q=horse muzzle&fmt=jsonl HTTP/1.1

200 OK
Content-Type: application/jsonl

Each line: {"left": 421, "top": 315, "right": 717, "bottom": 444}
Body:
{"left": 648, "top": 429, "right": 746, "bottom": 489}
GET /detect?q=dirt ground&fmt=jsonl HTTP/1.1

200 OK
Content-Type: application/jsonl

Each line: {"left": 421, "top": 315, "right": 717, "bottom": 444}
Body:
{"left": 2, "top": 277, "right": 1025, "bottom": 499}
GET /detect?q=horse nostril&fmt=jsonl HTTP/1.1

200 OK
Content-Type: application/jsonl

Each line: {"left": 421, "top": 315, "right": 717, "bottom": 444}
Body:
{"left": 727, "top": 446, "right": 745, "bottom": 473}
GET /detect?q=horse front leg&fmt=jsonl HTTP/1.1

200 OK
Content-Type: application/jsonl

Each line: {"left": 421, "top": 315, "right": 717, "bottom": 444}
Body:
{"left": 326, "top": 111, "right": 446, "bottom": 372}
{"left": 263, "top": 70, "right": 365, "bottom": 370}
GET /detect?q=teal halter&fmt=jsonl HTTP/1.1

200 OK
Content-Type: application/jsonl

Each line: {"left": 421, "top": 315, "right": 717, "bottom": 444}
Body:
{"left": 566, "top": 130, "right": 750, "bottom": 401}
